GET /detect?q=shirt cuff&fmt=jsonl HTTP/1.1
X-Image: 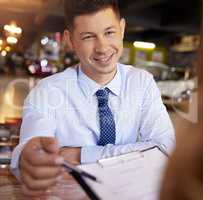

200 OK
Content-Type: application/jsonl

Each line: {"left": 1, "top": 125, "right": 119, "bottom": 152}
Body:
{"left": 81, "top": 145, "right": 104, "bottom": 164}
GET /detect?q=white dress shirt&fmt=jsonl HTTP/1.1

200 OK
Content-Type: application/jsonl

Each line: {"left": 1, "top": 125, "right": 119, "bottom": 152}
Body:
{"left": 11, "top": 63, "right": 175, "bottom": 178}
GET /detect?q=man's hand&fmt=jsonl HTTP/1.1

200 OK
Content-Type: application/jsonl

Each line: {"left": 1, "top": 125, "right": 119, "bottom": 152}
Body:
{"left": 19, "top": 137, "right": 64, "bottom": 197}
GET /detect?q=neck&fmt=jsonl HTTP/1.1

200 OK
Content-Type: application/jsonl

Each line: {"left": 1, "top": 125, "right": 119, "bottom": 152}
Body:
{"left": 93, "top": 72, "right": 117, "bottom": 85}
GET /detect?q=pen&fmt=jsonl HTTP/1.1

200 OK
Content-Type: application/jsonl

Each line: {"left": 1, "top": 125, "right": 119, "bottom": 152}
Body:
{"left": 62, "top": 161, "right": 102, "bottom": 183}
{"left": 37, "top": 148, "right": 101, "bottom": 183}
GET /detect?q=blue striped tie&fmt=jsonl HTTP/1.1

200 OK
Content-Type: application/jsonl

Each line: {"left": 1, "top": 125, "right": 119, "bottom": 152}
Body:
{"left": 96, "top": 88, "right": 116, "bottom": 146}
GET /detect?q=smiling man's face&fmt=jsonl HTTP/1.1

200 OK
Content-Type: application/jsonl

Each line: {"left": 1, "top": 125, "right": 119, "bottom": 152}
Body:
{"left": 65, "top": 7, "right": 125, "bottom": 84}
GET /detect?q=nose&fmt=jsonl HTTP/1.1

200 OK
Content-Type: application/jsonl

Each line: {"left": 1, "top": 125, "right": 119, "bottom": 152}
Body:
{"left": 95, "top": 36, "right": 109, "bottom": 54}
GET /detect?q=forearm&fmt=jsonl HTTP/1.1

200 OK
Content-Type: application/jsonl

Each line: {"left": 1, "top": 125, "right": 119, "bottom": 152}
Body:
{"left": 81, "top": 141, "right": 159, "bottom": 164}
{"left": 60, "top": 137, "right": 174, "bottom": 165}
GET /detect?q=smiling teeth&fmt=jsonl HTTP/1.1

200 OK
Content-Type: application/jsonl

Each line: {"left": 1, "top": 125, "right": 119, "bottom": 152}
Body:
{"left": 95, "top": 55, "right": 112, "bottom": 62}
{"left": 97, "top": 57, "right": 108, "bottom": 62}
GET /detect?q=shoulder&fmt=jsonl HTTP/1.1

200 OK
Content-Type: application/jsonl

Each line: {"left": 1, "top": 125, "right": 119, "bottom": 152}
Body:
{"left": 40, "top": 66, "right": 77, "bottom": 85}
{"left": 36, "top": 66, "right": 78, "bottom": 89}
{"left": 118, "top": 63, "right": 154, "bottom": 86}
{"left": 27, "top": 66, "right": 78, "bottom": 100}
{"left": 24, "top": 66, "right": 78, "bottom": 107}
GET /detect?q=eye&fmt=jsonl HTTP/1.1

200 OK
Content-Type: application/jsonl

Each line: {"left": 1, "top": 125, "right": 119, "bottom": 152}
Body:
{"left": 105, "top": 31, "right": 116, "bottom": 36}
{"left": 82, "top": 35, "right": 95, "bottom": 40}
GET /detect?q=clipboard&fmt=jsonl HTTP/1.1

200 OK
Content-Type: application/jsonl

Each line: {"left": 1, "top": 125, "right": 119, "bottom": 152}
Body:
{"left": 78, "top": 146, "right": 168, "bottom": 200}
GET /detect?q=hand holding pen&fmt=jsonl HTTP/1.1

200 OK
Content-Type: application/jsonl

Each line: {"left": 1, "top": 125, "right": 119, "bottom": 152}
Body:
{"left": 19, "top": 137, "right": 64, "bottom": 197}
{"left": 19, "top": 136, "right": 101, "bottom": 199}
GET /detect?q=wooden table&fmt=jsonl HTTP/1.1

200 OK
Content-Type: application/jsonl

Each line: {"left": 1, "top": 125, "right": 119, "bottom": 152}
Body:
{"left": 0, "top": 166, "right": 88, "bottom": 200}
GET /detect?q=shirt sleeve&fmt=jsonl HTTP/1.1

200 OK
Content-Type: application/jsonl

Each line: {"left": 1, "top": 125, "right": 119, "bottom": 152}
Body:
{"left": 10, "top": 81, "right": 57, "bottom": 180}
{"left": 138, "top": 74, "right": 175, "bottom": 153}
{"left": 81, "top": 74, "right": 175, "bottom": 164}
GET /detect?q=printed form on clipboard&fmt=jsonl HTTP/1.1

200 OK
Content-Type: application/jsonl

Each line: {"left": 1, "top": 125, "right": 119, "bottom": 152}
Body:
{"left": 79, "top": 146, "right": 168, "bottom": 200}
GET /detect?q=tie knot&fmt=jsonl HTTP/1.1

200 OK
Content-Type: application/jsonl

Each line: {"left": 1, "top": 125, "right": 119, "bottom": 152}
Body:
{"left": 96, "top": 88, "right": 110, "bottom": 107}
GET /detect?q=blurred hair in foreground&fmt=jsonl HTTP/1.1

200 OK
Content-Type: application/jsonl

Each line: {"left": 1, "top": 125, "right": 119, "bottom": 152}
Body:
{"left": 159, "top": 5, "right": 203, "bottom": 200}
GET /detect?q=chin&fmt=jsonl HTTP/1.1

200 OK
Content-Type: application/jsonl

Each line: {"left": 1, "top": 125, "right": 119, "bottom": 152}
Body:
{"left": 97, "top": 65, "right": 117, "bottom": 75}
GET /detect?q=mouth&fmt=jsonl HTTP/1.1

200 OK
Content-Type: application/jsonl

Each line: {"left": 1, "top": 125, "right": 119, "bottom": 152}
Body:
{"left": 93, "top": 53, "right": 114, "bottom": 64}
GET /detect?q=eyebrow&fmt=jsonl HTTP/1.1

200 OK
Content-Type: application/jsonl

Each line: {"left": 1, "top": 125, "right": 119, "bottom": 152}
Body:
{"left": 105, "top": 26, "right": 116, "bottom": 31}
{"left": 80, "top": 32, "right": 94, "bottom": 36}
{"left": 79, "top": 26, "right": 116, "bottom": 36}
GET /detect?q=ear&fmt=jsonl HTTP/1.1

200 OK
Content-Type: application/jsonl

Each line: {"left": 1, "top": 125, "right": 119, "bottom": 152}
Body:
{"left": 120, "top": 18, "right": 126, "bottom": 39}
{"left": 63, "top": 30, "right": 74, "bottom": 50}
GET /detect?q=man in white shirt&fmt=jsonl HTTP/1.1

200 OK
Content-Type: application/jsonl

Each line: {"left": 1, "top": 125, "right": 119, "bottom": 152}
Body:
{"left": 11, "top": 0, "right": 175, "bottom": 197}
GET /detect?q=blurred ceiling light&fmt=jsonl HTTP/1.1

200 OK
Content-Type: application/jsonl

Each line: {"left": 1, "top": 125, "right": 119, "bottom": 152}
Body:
{"left": 4, "top": 24, "right": 22, "bottom": 34}
{"left": 28, "top": 65, "right": 36, "bottom": 74}
{"left": 40, "top": 59, "right": 48, "bottom": 67}
{"left": 41, "top": 37, "right": 49, "bottom": 45}
{"left": 1, "top": 50, "right": 7, "bottom": 57}
{"left": 7, "top": 36, "right": 18, "bottom": 44}
{"left": 5, "top": 46, "right": 11, "bottom": 52}
{"left": 0, "top": 39, "right": 3, "bottom": 45}
{"left": 53, "top": 41, "right": 58, "bottom": 48}
{"left": 0, "top": 164, "right": 7, "bottom": 169}
{"left": 133, "top": 41, "right": 156, "bottom": 50}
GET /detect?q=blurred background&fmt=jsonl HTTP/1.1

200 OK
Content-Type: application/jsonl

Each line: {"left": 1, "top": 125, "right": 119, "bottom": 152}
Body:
{"left": 0, "top": 0, "right": 201, "bottom": 166}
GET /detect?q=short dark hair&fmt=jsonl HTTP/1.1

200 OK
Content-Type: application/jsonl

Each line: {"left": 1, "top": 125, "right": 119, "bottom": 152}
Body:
{"left": 64, "top": 0, "right": 120, "bottom": 30}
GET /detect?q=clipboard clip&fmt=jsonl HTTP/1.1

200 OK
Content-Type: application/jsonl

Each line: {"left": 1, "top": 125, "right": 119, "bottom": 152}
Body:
{"left": 98, "top": 145, "right": 169, "bottom": 168}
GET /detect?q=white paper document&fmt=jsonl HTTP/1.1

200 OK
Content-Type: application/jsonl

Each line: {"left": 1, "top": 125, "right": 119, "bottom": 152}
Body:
{"left": 79, "top": 147, "right": 168, "bottom": 200}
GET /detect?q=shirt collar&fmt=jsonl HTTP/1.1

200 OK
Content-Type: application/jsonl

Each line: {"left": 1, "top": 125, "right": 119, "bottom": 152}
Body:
{"left": 77, "top": 63, "right": 121, "bottom": 98}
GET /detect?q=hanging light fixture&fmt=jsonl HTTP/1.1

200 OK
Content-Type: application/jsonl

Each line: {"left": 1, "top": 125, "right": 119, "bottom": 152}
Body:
{"left": 5, "top": 46, "right": 11, "bottom": 52}
{"left": 133, "top": 41, "right": 156, "bottom": 50}
{"left": 4, "top": 22, "right": 22, "bottom": 35}
{"left": 7, "top": 36, "right": 18, "bottom": 44}
{"left": 1, "top": 50, "right": 7, "bottom": 57}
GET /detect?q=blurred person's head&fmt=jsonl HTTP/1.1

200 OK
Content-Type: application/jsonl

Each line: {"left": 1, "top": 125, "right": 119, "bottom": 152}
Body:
{"left": 63, "top": 0, "right": 125, "bottom": 84}
{"left": 159, "top": 8, "right": 203, "bottom": 199}
{"left": 160, "top": 116, "right": 203, "bottom": 200}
